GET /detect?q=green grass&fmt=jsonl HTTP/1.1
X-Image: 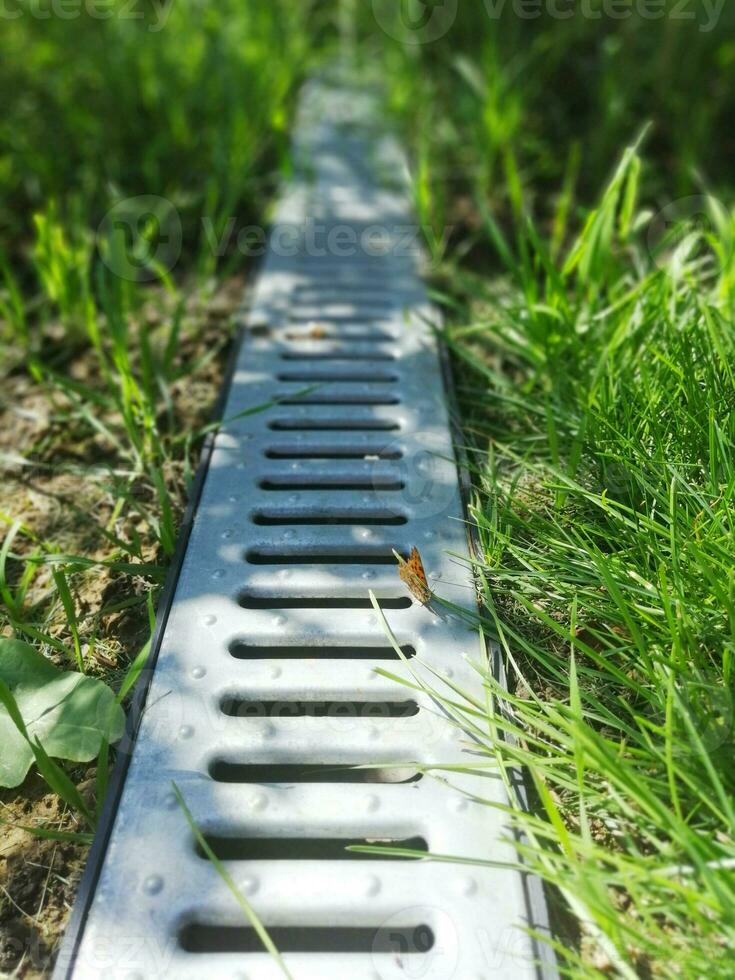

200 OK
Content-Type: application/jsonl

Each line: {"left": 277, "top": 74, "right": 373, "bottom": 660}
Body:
{"left": 2, "top": 2, "right": 735, "bottom": 975}
{"left": 1, "top": 1, "right": 318, "bottom": 658}
{"left": 444, "top": 156, "right": 735, "bottom": 975}
{"left": 362, "top": 13, "right": 735, "bottom": 972}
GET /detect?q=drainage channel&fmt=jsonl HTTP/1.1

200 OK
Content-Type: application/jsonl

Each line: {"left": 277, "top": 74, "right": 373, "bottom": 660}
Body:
{"left": 55, "top": 79, "right": 556, "bottom": 980}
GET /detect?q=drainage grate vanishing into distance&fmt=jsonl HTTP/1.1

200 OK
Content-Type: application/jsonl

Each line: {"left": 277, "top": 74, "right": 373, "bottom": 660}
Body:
{"left": 55, "top": 79, "right": 556, "bottom": 980}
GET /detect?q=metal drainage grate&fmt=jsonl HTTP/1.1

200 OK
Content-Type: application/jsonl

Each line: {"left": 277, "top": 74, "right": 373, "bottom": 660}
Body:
{"left": 55, "top": 80, "right": 556, "bottom": 980}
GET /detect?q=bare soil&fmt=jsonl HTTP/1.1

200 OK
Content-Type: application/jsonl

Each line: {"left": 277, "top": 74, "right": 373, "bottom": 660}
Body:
{"left": 0, "top": 275, "right": 244, "bottom": 977}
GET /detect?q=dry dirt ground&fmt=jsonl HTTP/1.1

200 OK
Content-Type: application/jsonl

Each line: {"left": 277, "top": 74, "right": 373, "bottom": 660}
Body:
{"left": 0, "top": 276, "right": 244, "bottom": 977}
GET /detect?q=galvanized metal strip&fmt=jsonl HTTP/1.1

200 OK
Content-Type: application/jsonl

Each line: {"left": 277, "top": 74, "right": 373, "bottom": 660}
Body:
{"left": 57, "top": 79, "right": 556, "bottom": 980}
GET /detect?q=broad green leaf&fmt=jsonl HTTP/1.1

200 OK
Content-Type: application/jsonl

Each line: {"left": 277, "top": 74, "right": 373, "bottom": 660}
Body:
{"left": 0, "top": 639, "right": 125, "bottom": 788}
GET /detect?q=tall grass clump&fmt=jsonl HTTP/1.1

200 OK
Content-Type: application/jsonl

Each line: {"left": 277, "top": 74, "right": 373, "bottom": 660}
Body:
{"left": 397, "top": 143, "right": 735, "bottom": 975}
{"left": 1, "top": 1, "right": 315, "bottom": 269}
{"left": 356, "top": 3, "right": 735, "bottom": 229}
{"left": 0, "top": 1, "right": 320, "bottom": 868}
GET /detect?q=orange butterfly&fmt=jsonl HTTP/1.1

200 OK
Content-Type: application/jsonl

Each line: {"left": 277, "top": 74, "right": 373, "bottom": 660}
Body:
{"left": 397, "top": 547, "right": 432, "bottom": 605}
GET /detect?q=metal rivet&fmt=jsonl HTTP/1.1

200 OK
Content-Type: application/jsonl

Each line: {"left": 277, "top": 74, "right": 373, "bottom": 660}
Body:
{"left": 179, "top": 725, "right": 194, "bottom": 740}
{"left": 191, "top": 667, "right": 206, "bottom": 680}
{"left": 249, "top": 792, "right": 268, "bottom": 812}
{"left": 362, "top": 570, "right": 375, "bottom": 580}
{"left": 272, "top": 614, "right": 287, "bottom": 627}
{"left": 202, "top": 614, "right": 217, "bottom": 626}
{"left": 142, "top": 875, "right": 164, "bottom": 896}
{"left": 236, "top": 876, "right": 258, "bottom": 898}
{"left": 365, "top": 875, "right": 381, "bottom": 897}
{"left": 365, "top": 794, "right": 380, "bottom": 812}
{"left": 459, "top": 876, "right": 479, "bottom": 896}
{"left": 211, "top": 569, "right": 225, "bottom": 580}
{"left": 270, "top": 666, "right": 283, "bottom": 679}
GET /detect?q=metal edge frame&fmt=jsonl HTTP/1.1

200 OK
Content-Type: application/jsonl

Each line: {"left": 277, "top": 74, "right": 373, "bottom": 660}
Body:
{"left": 436, "top": 331, "right": 560, "bottom": 980}
{"left": 51, "top": 324, "right": 560, "bottom": 979}
{"left": 51, "top": 325, "right": 247, "bottom": 980}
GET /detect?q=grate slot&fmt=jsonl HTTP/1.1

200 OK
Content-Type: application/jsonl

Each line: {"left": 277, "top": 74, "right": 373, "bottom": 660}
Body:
{"left": 294, "top": 285, "right": 391, "bottom": 299}
{"left": 196, "top": 835, "right": 426, "bottom": 861}
{"left": 209, "top": 763, "right": 422, "bottom": 784}
{"left": 179, "top": 923, "right": 434, "bottom": 954}
{"left": 258, "top": 477, "right": 404, "bottom": 491}
{"left": 228, "top": 642, "right": 416, "bottom": 660}
{"left": 279, "top": 352, "right": 396, "bottom": 362}
{"left": 244, "top": 548, "right": 407, "bottom": 566}
{"left": 267, "top": 418, "right": 399, "bottom": 431}
{"left": 277, "top": 393, "right": 401, "bottom": 405}
{"left": 284, "top": 330, "right": 395, "bottom": 342}
{"left": 264, "top": 446, "right": 401, "bottom": 460}
{"left": 251, "top": 509, "right": 407, "bottom": 525}
{"left": 277, "top": 370, "right": 398, "bottom": 382}
{"left": 237, "top": 594, "right": 412, "bottom": 610}
{"left": 220, "top": 699, "right": 420, "bottom": 718}
{"left": 287, "top": 314, "right": 398, "bottom": 326}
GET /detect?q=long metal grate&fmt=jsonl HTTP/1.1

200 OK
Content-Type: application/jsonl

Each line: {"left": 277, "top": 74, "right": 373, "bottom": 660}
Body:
{"left": 56, "top": 79, "right": 556, "bottom": 980}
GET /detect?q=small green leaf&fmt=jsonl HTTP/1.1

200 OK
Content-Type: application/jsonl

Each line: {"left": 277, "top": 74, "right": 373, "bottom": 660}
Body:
{"left": 0, "top": 639, "right": 125, "bottom": 788}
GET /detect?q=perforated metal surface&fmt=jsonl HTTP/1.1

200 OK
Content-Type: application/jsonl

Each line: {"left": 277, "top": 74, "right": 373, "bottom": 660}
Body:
{"left": 57, "top": 80, "right": 555, "bottom": 980}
